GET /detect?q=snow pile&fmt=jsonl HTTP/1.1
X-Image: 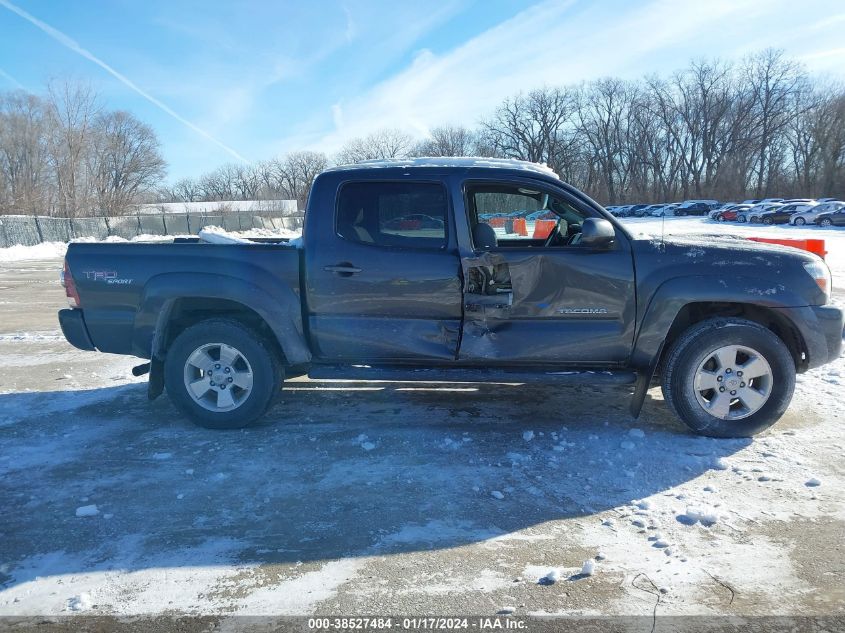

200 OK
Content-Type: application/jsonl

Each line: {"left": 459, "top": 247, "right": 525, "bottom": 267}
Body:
{"left": 66, "top": 593, "right": 92, "bottom": 612}
{"left": 539, "top": 568, "right": 560, "bottom": 585}
{"left": 198, "top": 225, "right": 300, "bottom": 244}
{"left": 75, "top": 505, "right": 99, "bottom": 517}
{"left": 0, "top": 242, "right": 67, "bottom": 262}
{"left": 580, "top": 560, "right": 595, "bottom": 576}
{"left": 680, "top": 505, "right": 721, "bottom": 526}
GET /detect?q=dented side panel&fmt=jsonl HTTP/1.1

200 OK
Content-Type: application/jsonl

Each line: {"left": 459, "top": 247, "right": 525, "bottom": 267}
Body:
{"left": 458, "top": 247, "right": 636, "bottom": 364}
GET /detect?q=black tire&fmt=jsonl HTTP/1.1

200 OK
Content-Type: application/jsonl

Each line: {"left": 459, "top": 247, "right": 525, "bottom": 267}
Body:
{"left": 676, "top": 210, "right": 686, "bottom": 217}
{"left": 164, "top": 318, "right": 282, "bottom": 429}
{"left": 820, "top": 218, "right": 833, "bottom": 227}
{"left": 763, "top": 217, "right": 773, "bottom": 225}
{"left": 716, "top": 215, "right": 725, "bottom": 222}
{"left": 794, "top": 217, "right": 806, "bottom": 226}
{"left": 661, "top": 318, "right": 795, "bottom": 438}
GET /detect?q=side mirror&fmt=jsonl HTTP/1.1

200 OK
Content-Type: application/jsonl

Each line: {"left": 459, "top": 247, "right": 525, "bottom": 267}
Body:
{"left": 580, "top": 218, "right": 615, "bottom": 248}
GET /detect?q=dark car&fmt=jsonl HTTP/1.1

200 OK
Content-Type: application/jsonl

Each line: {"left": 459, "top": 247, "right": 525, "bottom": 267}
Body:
{"left": 816, "top": 208, "right": 845, "bottom": 227}
{"left": 674, "top": 202, "right": 713, "bottom": 216}
{"left": 59, "top": 158, "right": 842, "bottom": 438}
{"left": 759, "top": 203, "right": 811, "bottom": 225}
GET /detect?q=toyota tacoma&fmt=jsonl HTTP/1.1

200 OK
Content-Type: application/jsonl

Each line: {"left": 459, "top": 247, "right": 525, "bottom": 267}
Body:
{"left": 58, "top": 158, "right": 843, "bottom": 437}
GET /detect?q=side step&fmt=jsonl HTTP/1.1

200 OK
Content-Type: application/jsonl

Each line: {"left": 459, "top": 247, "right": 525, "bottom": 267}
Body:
{"left": 307, "top": 365, "right": 637, "bottom": 385}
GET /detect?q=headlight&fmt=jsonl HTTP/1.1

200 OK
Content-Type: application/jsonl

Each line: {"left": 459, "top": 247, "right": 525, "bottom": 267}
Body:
{"left": 803, "top": 259, "right": 832, "bottom": 299}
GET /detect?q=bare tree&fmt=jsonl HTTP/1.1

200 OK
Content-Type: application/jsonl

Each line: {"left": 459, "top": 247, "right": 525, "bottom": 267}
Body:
{"left": 87, "top": 110, "right": 166, "bottom": 215}
{"left": 413, "top": 125, "right": 476, "bottom": 156}
{"left": 335, "top": 128, "right": 414, "bottom": 164}
{"left": 480, "top": 87, "right": 578, "bottom": 175}
{"left": 744, "top": 49, "right": 806, "bottom": 196}
{"left": 44, "top": 80, "right": 101, "bottom": 217}
{"left": 276, "top": 151, "right": 328, "bottom": 208}
{"left": 0, "top": 91, "right": 50, "bottom": 214}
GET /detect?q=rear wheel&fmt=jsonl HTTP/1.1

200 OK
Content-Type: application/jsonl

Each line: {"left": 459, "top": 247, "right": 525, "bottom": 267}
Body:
{"left": 165, "top": 319, "right": 282, "bottom": 429}
{"left": 763, "top": 217, "right": 773, "bottom": 225}
{"left": 794, "top": 217, "right": 806, "bottom": 226}
{"left": 716, "top": 215, "right": 725, "bottom": 222}
{"left": 661, "top": 318, "right": 795, "bottom": 438}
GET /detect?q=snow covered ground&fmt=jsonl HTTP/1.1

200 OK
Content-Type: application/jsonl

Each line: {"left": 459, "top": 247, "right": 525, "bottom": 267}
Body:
{"left": 0, "top": 219, "right": 843, "bottom": 620}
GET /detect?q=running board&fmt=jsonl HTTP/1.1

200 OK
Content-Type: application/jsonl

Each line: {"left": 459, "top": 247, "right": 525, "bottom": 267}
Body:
{"left": 307, "top": 365, "right": 637, "bottom": 385}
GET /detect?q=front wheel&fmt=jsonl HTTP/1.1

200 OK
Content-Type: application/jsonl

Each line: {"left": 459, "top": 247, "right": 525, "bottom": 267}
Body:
{"left": 763, "top": 217, "right": 773, "bottom": 225}
{"left": 794, "top": 217, "right": 806, "bottom": 226}
{"left": 164, "top": 319, "right": 282, "bottom": 429}
{"left": 820, "top": 218, "right": 833, "bottom": 227}
{"left": 716, "top": 215, "right": 725, "bottom": 222}
{"left": 661, "top": 318, "right": 795, "bottom": 438}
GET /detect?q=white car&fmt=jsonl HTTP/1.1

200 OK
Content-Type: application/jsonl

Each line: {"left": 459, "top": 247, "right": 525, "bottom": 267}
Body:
{"left": 736, "top": 202, "right": 772, "bottom": 222}
{"left": 790, "top": 201, "right": 844, "bottom": 225}
{"left": 745, "top": 202, "right": 784, "bottom": 224}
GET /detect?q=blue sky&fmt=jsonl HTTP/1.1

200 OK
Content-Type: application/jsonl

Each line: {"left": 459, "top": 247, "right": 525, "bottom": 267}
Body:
{"left": 1, "top": 0, "right": 843, "bottom": 182}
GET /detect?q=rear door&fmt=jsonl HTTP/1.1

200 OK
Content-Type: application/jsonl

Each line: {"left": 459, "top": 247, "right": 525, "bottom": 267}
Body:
{"left": 458, "top": 179, "right": 636, "bottom": 365}
{"left": 304, "top": 179, "right": 463, "bottom": 362}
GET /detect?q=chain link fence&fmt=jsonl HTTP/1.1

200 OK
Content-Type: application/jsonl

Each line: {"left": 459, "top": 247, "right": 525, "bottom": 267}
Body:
{"left": 0, "top": 211, "right": 305, "bottom": 248}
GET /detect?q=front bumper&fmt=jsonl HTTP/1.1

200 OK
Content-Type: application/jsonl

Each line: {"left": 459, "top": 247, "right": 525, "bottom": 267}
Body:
{"left": 775, "top": 305, "right": 844, "bottom": 370}
{"left": 58, "top": 309, "right": 96, "bottom": 351}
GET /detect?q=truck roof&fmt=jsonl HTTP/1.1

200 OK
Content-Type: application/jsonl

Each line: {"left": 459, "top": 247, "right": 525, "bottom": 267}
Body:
{"left": 325, "top": 156, "right": 561, "bottom": 179}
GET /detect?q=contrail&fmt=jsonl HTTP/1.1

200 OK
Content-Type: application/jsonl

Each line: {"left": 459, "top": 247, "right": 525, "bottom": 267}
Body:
{"left": 0, "top": 66, "right": 26, "bottom": 90}
{"left": 0, "top": 0, "right": 248, "bottom": 163}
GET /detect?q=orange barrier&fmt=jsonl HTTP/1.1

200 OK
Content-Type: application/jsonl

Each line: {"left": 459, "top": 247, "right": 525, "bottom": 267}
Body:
{"left": 533, "top": 219, "right": 557, "bottom": 239}
{"left": 513, "top": 218, "right": 528, "bottom": 236}
{"left": 488, "top": 217, "right": 506, "bottom": 228}
{"left": 748, "top": 237, "right": 826, "bottom": 260}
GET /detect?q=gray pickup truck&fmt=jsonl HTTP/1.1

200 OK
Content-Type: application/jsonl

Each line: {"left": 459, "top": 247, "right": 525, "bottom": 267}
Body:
{"left": 58, "top": 158, "right": 843, "bottom": 437}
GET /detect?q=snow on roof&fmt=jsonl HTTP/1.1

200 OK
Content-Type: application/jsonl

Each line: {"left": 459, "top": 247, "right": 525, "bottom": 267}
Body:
{"left": 326, "top": 157, "right": 560, "bottom": 179}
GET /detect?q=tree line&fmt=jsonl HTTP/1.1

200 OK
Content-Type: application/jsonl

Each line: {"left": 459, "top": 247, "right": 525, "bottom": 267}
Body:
{"left": 163, "top": 50, "right": 845, "bottom": 208}
{"left": 3, "top": 49, "right": 843, "bottom": 217}
{"left": 0, "top": 81, "right": 166, "bottom": 217}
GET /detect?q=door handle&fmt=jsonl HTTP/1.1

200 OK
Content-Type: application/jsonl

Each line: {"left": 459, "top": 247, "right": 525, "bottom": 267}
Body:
{"left": 323, "top": 263, "right": 362, "bottom": 276}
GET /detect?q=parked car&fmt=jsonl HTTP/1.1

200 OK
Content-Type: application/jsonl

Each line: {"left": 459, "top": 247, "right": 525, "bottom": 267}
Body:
{"left": 57, "top": 157, "right": 842, "bottom": 438}
{"left": 628, "top": 204, "right": 649, "bottom": 217}
{"left": 759, "top": 203, "right": 816, "bottom": 225}
{"left": 675, "top": 201, "right": 718, "bottom": 216}
{"left": 790, "top": 201, "right": 844, "bottom": 225}
{"left": 709, "top": 203, "right": 738, "bottom": 220}
{"left": 748, "top": 203, "right": 785, "bottom": 223}
{"left": 739, "top": 202, "right": 782, "bottom": 223}
{"left": 716, "top": 204, "right": 751, "bottom": 222}
{"left": 639, "top": 204, "right": 664, "bottom": 216}
{"left": 742, "top": 199, "right": 761, "bottom": 205}
{"left": 651, "top": 203, "right": 681, "bottom": 217}
{"left": 815, "top": 207, "right": 845, "bottom": 227}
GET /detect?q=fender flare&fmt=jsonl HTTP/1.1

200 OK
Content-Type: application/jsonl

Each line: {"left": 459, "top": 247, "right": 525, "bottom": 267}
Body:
{"left": 132, "top": 272, "right": 311, "bottom": 365}
{"left": 628, "top": 274, "right": 808, "bottom": 418}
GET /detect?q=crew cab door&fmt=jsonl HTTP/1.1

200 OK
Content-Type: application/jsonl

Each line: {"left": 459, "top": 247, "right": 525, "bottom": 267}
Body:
{"left": 458, "top": 179, "right": 636, "bottom": 365}
{"left": 304, "top": 178, "right": 463, "bottom": 362}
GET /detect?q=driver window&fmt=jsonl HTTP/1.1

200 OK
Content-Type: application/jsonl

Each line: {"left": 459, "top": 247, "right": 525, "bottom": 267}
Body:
{"left": 467, "top": 184, "right": 587, "bottom": 248}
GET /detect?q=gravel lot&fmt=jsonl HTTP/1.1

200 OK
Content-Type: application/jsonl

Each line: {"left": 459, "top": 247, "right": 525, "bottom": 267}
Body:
{"left": 1, "top": 222, "right": 844, "bottom": 621}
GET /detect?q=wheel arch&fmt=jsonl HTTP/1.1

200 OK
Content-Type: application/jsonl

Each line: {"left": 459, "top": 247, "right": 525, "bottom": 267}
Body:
{"left": 134, "top": 272, "right": 311, "bottom": 367}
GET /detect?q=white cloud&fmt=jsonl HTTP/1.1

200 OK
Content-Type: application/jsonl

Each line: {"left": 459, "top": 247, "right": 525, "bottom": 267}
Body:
{"left": 299, "top": 0, "right": 835, "bottom": 155}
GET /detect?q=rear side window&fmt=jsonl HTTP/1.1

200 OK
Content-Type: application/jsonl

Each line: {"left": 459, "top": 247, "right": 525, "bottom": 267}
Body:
{"left": 336, "top": 181, "right": 447, "bottom": 249}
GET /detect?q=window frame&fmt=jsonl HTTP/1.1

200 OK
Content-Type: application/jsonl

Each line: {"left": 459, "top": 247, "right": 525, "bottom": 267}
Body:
{"left": 334, "top": 179, "right": 452, "bottom": 252}
{"left": 463, "top": 178, "right": 612, "bottom": 252}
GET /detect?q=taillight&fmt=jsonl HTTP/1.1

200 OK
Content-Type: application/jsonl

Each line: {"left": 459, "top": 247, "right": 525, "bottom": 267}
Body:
{"left": 62, "top": 259, "right": 81, "bottom": 308}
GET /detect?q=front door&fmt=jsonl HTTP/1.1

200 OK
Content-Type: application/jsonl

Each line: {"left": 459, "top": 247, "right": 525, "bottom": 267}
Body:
{"left": 458, "top": 180, "right": 636, "bottom": 365}
{"left": 304, "top": 179, "right": 463, "bottom": 362}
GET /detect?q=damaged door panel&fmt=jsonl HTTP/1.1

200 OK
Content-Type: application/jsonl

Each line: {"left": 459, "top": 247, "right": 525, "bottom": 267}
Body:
{"left": 459, "top": 248, "right": 636, "bottom": 364}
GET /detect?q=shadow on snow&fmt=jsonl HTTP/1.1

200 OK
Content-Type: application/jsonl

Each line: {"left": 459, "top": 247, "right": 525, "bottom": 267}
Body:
{"left": 0, "top": 380, "right": 749, "bottom": 590}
